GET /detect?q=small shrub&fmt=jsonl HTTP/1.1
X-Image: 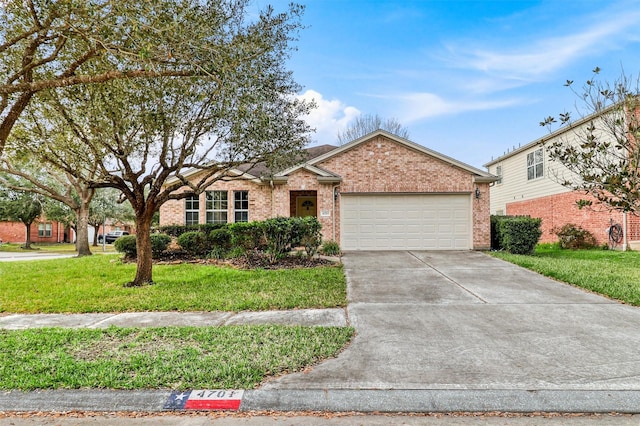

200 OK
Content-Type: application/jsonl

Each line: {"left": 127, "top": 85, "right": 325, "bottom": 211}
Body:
{"left": 553, "top": 224, "right": 597, "bottom": 250}
{"left": 497, "top": 216, "right": 542, "bottom": 255}
{"left": 177, "top": 231, "right": 210, "bottom": 256}
{"left": 114, "top": 235, "right": 137, "bottom": 258}
{"left": 209, "top": 246, "right": 228, "bottom": 260}
{"left": 209, "top": 228, "right": 232, "bottom": 250}
{"left": 227, "top": 246, "right": 246, "bottom": 259}
{"left": 300, "top": 216, "right": 322, "bottom": 257}
{"left": 229, "top": 222, "right": 265, "bottom": 251}
{"left": 321, "top": 240, "right": 341, "bottom": 256}
{"left": 150, "top": 233, "right": 172, "bottom": 258}
{"left": 262, "top": 217, "right": 294, "bottom": 262}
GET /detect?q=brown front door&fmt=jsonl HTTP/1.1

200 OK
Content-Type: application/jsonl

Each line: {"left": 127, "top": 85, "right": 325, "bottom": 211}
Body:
{"left": 296, "top": 196, "right": 317, "bottom": 217}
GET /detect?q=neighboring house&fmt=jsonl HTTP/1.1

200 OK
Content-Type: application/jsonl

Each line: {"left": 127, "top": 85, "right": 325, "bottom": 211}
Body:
{"left": 0, "top": 219, "right": 74, "bottom": 244}
{"left": 160, "top": 130, "right": 497, "bottom": 250}
{"left": 484, "top": 111, "right": 640, "bottom": 248}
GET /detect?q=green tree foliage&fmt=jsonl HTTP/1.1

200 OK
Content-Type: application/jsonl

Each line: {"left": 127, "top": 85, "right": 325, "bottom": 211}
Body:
{"left": 0, "top": 183, "right": 44, "bottom": 249}
{"left": 540, "top": 68, "right": 640, "bottom": 214}
{"left": 0, "top": 0, "right": 240, "bottom": 155}
{"left": 336, "top": 113, "right": 410, "bottom": 145}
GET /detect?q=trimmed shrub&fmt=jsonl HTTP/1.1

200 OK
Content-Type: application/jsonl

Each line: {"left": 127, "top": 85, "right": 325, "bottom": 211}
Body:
{"left": 229, "top": 222, "right": 265, "bottom": 251}
{"left": 159, "top": 223, "right": 225, "bottom": 237}
{"left": 321, "top": 240, "right": 341, "bottom": 256}
{"left": 497, "top": 216, "right": 542, "bottom": 255}
{"left": 150, "top": 233, "right": 172, "bottom": 258}
{"left": 553, "top": 224, "right": 597, "bottom": 249}
{"left": 209, "top": 228, "right": 232, "bottom": 250}
{"left": 177, "top": 231, "right": 210, "bottom": 256}
{"left": 299, "top": 216, "right": 322, "bottom": 257}
{"left": 490, "top": 215, "right": 506, "bottom": 250}
{"left": 262, "top": 217, "right": 297, "bottom": 262}
{"left": 114, "top": 235, "right": 137, "bottom": 258}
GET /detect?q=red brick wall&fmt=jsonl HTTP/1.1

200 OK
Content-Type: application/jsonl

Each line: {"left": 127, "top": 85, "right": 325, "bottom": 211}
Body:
{"left": 506, "top": 192, "right": 632, "bottom": 245}
{"left": 0, "top": 220, "right": 70, "bottom": 244}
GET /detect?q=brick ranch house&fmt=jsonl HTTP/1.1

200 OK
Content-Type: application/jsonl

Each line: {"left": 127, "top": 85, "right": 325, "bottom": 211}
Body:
{"left": 0, "top": 219, "right": 73, "bottom": 245}
{"left": 484, "top": 108, "right": 640, "bottom": 249}
{"left": 160, "top": 130, "right": 497, "bottom": 251}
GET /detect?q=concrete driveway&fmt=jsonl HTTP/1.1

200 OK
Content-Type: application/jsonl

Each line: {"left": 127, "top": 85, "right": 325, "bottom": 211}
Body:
{"left": 263, "top": 251, "right": 640, "bottom": 392}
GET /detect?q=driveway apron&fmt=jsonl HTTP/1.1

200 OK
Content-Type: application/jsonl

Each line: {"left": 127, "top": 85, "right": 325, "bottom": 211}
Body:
{"left": 263, "top": 251, "right": 640, "bottom": 391}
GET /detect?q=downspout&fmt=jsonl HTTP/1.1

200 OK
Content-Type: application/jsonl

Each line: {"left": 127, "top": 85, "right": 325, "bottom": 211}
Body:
{"left": 332, "top": 184, "right": 339, "bottom": 241}
{"left": 623, "top": 211, "right": 628, "bottom": 251}
{"left": 270, "top": 180, "right": 274, "bottom": 217}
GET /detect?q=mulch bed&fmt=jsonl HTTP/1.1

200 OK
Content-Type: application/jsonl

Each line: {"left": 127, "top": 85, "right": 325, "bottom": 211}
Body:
{"left": 128, "top": 250, "right": 339, "bottom": 270}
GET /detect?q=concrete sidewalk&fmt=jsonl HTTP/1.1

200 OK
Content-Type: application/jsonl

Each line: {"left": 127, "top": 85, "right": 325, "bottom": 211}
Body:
{"left": 2, "top": 251, "right": 640, "bottom": 414}
{"left": 0, "top": 309, "right": 348, "bottom": 329}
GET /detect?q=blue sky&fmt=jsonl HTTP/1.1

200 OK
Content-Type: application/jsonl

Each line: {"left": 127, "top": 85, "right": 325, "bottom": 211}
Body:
{"left": 255, "top": 0, "right": 640, "bottom": 169}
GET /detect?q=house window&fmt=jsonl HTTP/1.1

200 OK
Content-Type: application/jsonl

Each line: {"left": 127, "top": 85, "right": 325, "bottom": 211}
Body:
{"left": 185, "top": 194, "right": 200, "bottom": 225}
{"left": 206, "top": 191, "right": 228, "bottom": 224}
{"left": 38, "top": 223, "right": 52, "bottom": 238}
{"left": 234, "top": 191, "right": 249, "bottom": 223}
{"left": 527, "top": 148, "right": 544, "bottom": 180}
{"left": 495, "top": 165, "right": 503, "bottom": 184}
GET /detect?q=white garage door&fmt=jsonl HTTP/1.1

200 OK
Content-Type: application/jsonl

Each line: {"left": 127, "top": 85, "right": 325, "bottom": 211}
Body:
{"left": 340, "top": 194, "right": 471, "bottom": 250}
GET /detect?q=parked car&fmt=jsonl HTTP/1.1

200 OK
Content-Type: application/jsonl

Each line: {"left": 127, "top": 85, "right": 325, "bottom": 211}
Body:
{"left": 97, "top": 231, "right": 129, "bottom": 244}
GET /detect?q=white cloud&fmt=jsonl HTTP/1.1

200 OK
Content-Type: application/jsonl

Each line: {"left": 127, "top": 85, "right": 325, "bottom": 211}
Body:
{"left": 297, "top": 89, "right": 360, "bottom": 146}
{"left": 447, "top": 7, "right": 640, "bottom": 82}
{"left": 389, "top": 92, "right": 521, "bottom": 123}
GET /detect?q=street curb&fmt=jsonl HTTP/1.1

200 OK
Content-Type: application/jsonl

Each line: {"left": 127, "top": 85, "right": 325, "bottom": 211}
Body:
{"left": 2, "top": 389, "right": 640, "bottom": 413}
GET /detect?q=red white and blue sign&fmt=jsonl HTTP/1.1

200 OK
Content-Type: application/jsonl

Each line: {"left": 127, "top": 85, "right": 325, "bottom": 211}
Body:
{"left": 164, "top": 389, "right": 244, "bottom": 410}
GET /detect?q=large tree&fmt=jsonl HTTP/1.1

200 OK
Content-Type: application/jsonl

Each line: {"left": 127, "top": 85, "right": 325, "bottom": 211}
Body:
{"left": 336, "top": 113, "right": 410, "bottom": 145}
{"left": 540, "top": 68, "right": 640, "bottom": 213}
{"left": 0, "top": 0, "right": 257, "bottom": 155}
{"left": 19, "top": 2, "right": 313, "bottom": 286}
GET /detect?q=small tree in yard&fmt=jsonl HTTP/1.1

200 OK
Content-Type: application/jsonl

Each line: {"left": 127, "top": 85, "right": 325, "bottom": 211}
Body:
{"left": 0, "top": 183, "right": 44, "bottom": 249}
{"left": 540, "top": 67, "right": 640, "bottom": 215}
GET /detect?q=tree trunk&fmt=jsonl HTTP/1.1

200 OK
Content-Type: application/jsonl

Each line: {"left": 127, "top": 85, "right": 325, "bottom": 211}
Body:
{"left": 75, "top": 204, "right": 92, "bottom": 257}
{"left": 92, "top": 224, "right": 100, "bottom": 247}
{"left": 23, "top": 221, "right": 33, "bottom": 249}
{"left": 128, "top": 215, "right": 153, "bottom": 287}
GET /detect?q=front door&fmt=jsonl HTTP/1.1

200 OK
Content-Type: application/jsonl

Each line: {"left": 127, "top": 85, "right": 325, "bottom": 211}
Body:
{"left": 296, "top": 196, "right": 317, "bottom": 217}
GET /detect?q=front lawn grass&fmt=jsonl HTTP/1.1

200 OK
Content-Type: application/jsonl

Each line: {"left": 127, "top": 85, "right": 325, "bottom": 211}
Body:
{"left": 491, "top": 244, "right": 640, "bottom": 305}
{"left": 0, "top": 325, "right": 354, "bottom": 390}
{"left": 0, "top": 255, "right": 346, "bottom": 313}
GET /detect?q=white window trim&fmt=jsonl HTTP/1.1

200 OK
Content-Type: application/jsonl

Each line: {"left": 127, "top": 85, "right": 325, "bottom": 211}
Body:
{"left": 185, "top": 194, "right": 200, "bottom": 225}
{"left": 206, "top": 190, "right": 228, "bottom": 224}
{"left": 234, "top": 191, "right": 249, "bottom": 223}
{"left": 527, "top": 148, "right": 544, "bottom": 180}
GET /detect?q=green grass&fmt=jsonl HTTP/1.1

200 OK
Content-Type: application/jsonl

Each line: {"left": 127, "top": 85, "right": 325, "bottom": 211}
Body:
{"left": 0, "top": 255, "right": 347, "bottom": 313}
{"left": 0, "top": 325, "right": 354, "bottom": 390}
{"left": 491, "top": 244, "right": 640, "bottom": 305}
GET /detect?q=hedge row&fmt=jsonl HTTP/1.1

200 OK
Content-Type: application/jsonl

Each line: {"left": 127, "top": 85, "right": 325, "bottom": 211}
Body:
{"left": 157, "top": 223, "right": 226, "bottom": 237}
{"left": 490, "top": 215, "right": 542, "bottom": 255}
{"left": 177, "top": 216, "right": 323, "bottom": 262}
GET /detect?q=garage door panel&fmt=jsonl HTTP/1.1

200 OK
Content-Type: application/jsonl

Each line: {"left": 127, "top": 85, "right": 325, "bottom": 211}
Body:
{"left": 341, "top": 194, "right": 471, "bottom": 251}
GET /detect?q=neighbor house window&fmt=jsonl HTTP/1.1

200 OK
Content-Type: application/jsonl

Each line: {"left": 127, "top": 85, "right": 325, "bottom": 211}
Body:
{"left": 185, "top": 194, "right": 200, "bottom": 225}
{"left": 206, "top": 191, "right": 228, "bottom": 224}
{"left": 234, "top": 191, "right": 249, "bottom": 223}
{"left": 495, "top": 165, "right": 503, "bottom": 184}
{"left": 38, "top": 223, "right": 52, "bottom": 237}
{"left": 527, "top": 148, "right": 544, "bottom": 180}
